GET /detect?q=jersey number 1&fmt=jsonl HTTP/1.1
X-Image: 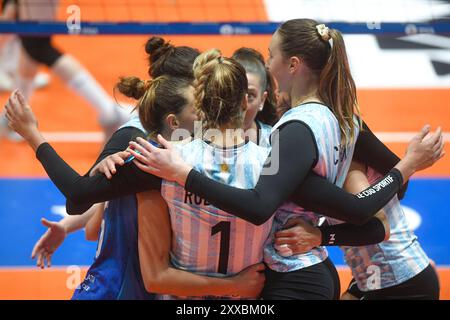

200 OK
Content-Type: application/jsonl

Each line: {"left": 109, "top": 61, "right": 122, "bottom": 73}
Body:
{"left": 211, "top": 221, "right": 231, "bottom": 274}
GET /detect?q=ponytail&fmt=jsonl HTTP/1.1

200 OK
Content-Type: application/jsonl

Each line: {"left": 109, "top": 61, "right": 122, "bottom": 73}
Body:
{"left": 277, "top": 19, "right": 362, "bottom": 146}
{"left": 318, "top": 28, "right": 361, "bottom": 146}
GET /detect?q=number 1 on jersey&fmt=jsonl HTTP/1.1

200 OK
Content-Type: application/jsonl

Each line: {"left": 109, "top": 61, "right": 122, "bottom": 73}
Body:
{"left": 211, "top": 221, "right": 231, "bottom": 274}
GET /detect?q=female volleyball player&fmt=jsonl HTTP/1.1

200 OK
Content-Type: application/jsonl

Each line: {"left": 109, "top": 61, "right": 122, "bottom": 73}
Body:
{"left": 27, "top": 37, "right": 265, "bottom": 299}
{"left": 124, "top": 19, "right": 445, "bottom": 299}
{"left": 232, "top": 47, "right": 277, "bottom": 146}
{"left": 275, "top": 161, "right": 440, "bottom": 300}
{"left": 30, "top": 36, "right": 202, "bottom": 271}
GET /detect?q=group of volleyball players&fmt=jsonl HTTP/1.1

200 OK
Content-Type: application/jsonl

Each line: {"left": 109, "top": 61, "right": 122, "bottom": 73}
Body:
{"left": 4, "top": 17, "right": 445, "bottom": 300}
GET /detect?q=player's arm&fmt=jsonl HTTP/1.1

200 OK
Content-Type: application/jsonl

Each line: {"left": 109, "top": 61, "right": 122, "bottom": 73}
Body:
{"left": 275, "top": 161, "right": 390, "bottom": 255}
{"left": 131, "top": 122, "right": 441, "bottom": 226}
{"left": 4, "top": 90, "right": 162, "bottom": 214}
{"left": 84, "top": 203, "right": 105, "bottom": 241}
{"left": 31, "top": 204, "right": 103, "bottom": 268}
{"left": 137, "top": 191, "right": 265, "bottom": 298}
{"left": 316, "top": 161, "right": 390, "bottom": 246}
{"left": 354, "top": 120, "right": 409, "bottom": 199}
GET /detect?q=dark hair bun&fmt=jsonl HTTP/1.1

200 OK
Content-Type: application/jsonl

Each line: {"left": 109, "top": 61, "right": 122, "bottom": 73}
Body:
{"left": 145, "top": 36, "right": 173, "bottom": 63}
{"left": 116, "top": 76, "right": 147, "bottom": 100}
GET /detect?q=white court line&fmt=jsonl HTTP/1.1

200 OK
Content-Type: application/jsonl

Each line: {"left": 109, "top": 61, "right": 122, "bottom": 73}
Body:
{"left": 42, "top": 131, "right": 104, "bottom": 143}
{"left": 375, "top": 132, "right": 450, "bottom": 143}
{"left": 41, "top": 131, "right": 450, "bottom": 143}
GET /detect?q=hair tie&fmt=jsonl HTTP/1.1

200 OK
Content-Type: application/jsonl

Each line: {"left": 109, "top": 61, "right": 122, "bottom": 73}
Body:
{"left": 316, "top": 24, "right": 331, "bottom": 42}
{"left": 143, "top": 80, "right": 152, "bottom": 91}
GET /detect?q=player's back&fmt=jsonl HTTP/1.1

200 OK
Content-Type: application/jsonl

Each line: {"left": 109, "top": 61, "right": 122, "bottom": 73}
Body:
{"left": 161, "top": 139, "right": 272, "bottom": 299}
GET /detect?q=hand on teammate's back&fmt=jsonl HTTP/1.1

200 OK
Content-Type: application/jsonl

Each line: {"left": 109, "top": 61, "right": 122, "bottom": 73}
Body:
{"left": 230, "top": 263, "right": 266, "bottom": 299}
{"left": 273, "top": 218, "right": 321, "bottom": 256}
{"left": 129, "top": 135, "right": 192, "bottom": 186}
{"left": 90, "top": 151, "right": 130, "bottom": 179}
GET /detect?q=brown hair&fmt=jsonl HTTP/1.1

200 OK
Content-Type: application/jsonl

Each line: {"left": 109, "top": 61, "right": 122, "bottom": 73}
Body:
{"left": 145, "top": 36, "right": 200, "bottom": 79}
{"left": 116, "top": 75, "right": 191, "bottom": 136}
{"left": 232, "top": 47, "right": 278, "bottom": 126}
{"left": 193, "top": 49, "right": 248, "bottom": 130}
{"left": 277, "top": 19, "right": 361, "bottom": 145}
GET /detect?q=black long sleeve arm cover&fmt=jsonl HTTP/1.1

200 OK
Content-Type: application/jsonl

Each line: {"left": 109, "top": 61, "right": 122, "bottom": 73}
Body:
{"left": 318, "top": 217, "right": 387, "bottom": 246}
{"left": 355, "top": 121, "right": 408, "bottom": 199}
{"left": 185, "top": 121, "right": 403, "bottom": 226}
{"left": 35, "top": 128, "right": 162, "bottom": 215}
{"left": 186, "top": 121, "right": 317, "bottom": 225}
{"left": 291, "top": 169, "right": 402, "bottom": 225}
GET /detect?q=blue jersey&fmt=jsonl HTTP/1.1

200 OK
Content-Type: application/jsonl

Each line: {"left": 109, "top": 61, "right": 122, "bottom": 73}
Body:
{"left": 72, "top": 116, "right": 155, "bottom": 300}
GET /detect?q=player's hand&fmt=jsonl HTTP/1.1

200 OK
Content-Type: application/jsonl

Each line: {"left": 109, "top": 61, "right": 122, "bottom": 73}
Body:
{"left": 230, "top": 263, "right": 265, "bottom": 299}
{"left": 4, "top": 90, "right": 39, "bottom": 141}
{"left": 4, "top": 90, "right": 45, "bottom": 150}
{"left": 405, "top": 125, "right": 445, "bottom": 171}
{"left": 274, "top": 218, "right": 322, "bottom": 256}
{"left": 128, "top": 135, "right": 192, "bottom": 186}
{"left": 395, "top": 125, "right": 445, "bottom": 182}
{"left": 31, "top": 218, "right": 67, "bottom": 269}
{"left": 90, "top": 151, "right": 130, "bottom": 179}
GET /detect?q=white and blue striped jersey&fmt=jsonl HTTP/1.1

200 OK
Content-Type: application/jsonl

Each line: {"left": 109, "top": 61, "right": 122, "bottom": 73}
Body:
{"left": 256, "top": 120, "right": 272, "bottom": 148}
{"left": 119, "top": 115, "right": 146, "bottom": 133}
{"left": 338, "top": 167, "right": 430, "bottom": 291}
{"left": 160, "top": 139, "right": 273, "bottom": 299}
{"left": 264, "top": 103, "right": 359, "bottom": 272}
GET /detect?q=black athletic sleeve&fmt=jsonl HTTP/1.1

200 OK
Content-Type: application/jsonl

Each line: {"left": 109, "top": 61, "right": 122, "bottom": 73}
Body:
{"left": 290, "top": 170, "right": 402, "bottom": 225}
{"left": 185, "top": 121, "right": 404, "bottom": 226}
{"left": 186, "top": 121, "right": 317, "bottom": 225}
{"left": 87, "top": 126, "right": 144, "bottom": 172}
{"left": 354, "top": 121, "right": 408, "bottom": 199}
{"left": 35, "top": 128, "right": 162, "bottom": 215}
{"left": 318, "top": 217, "right": 387, "bottom": 246}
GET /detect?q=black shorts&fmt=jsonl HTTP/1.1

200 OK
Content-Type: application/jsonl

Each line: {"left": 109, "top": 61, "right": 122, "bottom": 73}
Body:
{"left": 262, "top": 257, "right": 340, "bottom": 300}
{"left": 345, "top": 263, "right": 440, "bottom": 300}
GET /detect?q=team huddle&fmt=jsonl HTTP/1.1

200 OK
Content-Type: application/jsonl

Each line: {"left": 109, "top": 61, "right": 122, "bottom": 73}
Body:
{"left": 4, "top": 18, "right": 444, "bottom": 300}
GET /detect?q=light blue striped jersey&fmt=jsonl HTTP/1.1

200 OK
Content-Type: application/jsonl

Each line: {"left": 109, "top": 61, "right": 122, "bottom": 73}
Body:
{"left": 264, "top": 103, "right": 359, "bottom": 272}
{"left": 119, "top": 115, "right": 146, "bottom": 133}
{"left": 256, "top": 120, "right": 272, "bottom": 148}
{"left": 160, "top": 139, "right": 273, "bottom": 299}
{"left": 338, "top": 167, "right": 430, "bottom": 291}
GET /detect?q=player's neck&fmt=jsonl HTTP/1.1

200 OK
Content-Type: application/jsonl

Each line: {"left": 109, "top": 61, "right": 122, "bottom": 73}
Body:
{"left": 205, "top": 126, "right": 245, "bottom": 148}
{"left": 290, "top": 77, "right": 322, "bottom": 107}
